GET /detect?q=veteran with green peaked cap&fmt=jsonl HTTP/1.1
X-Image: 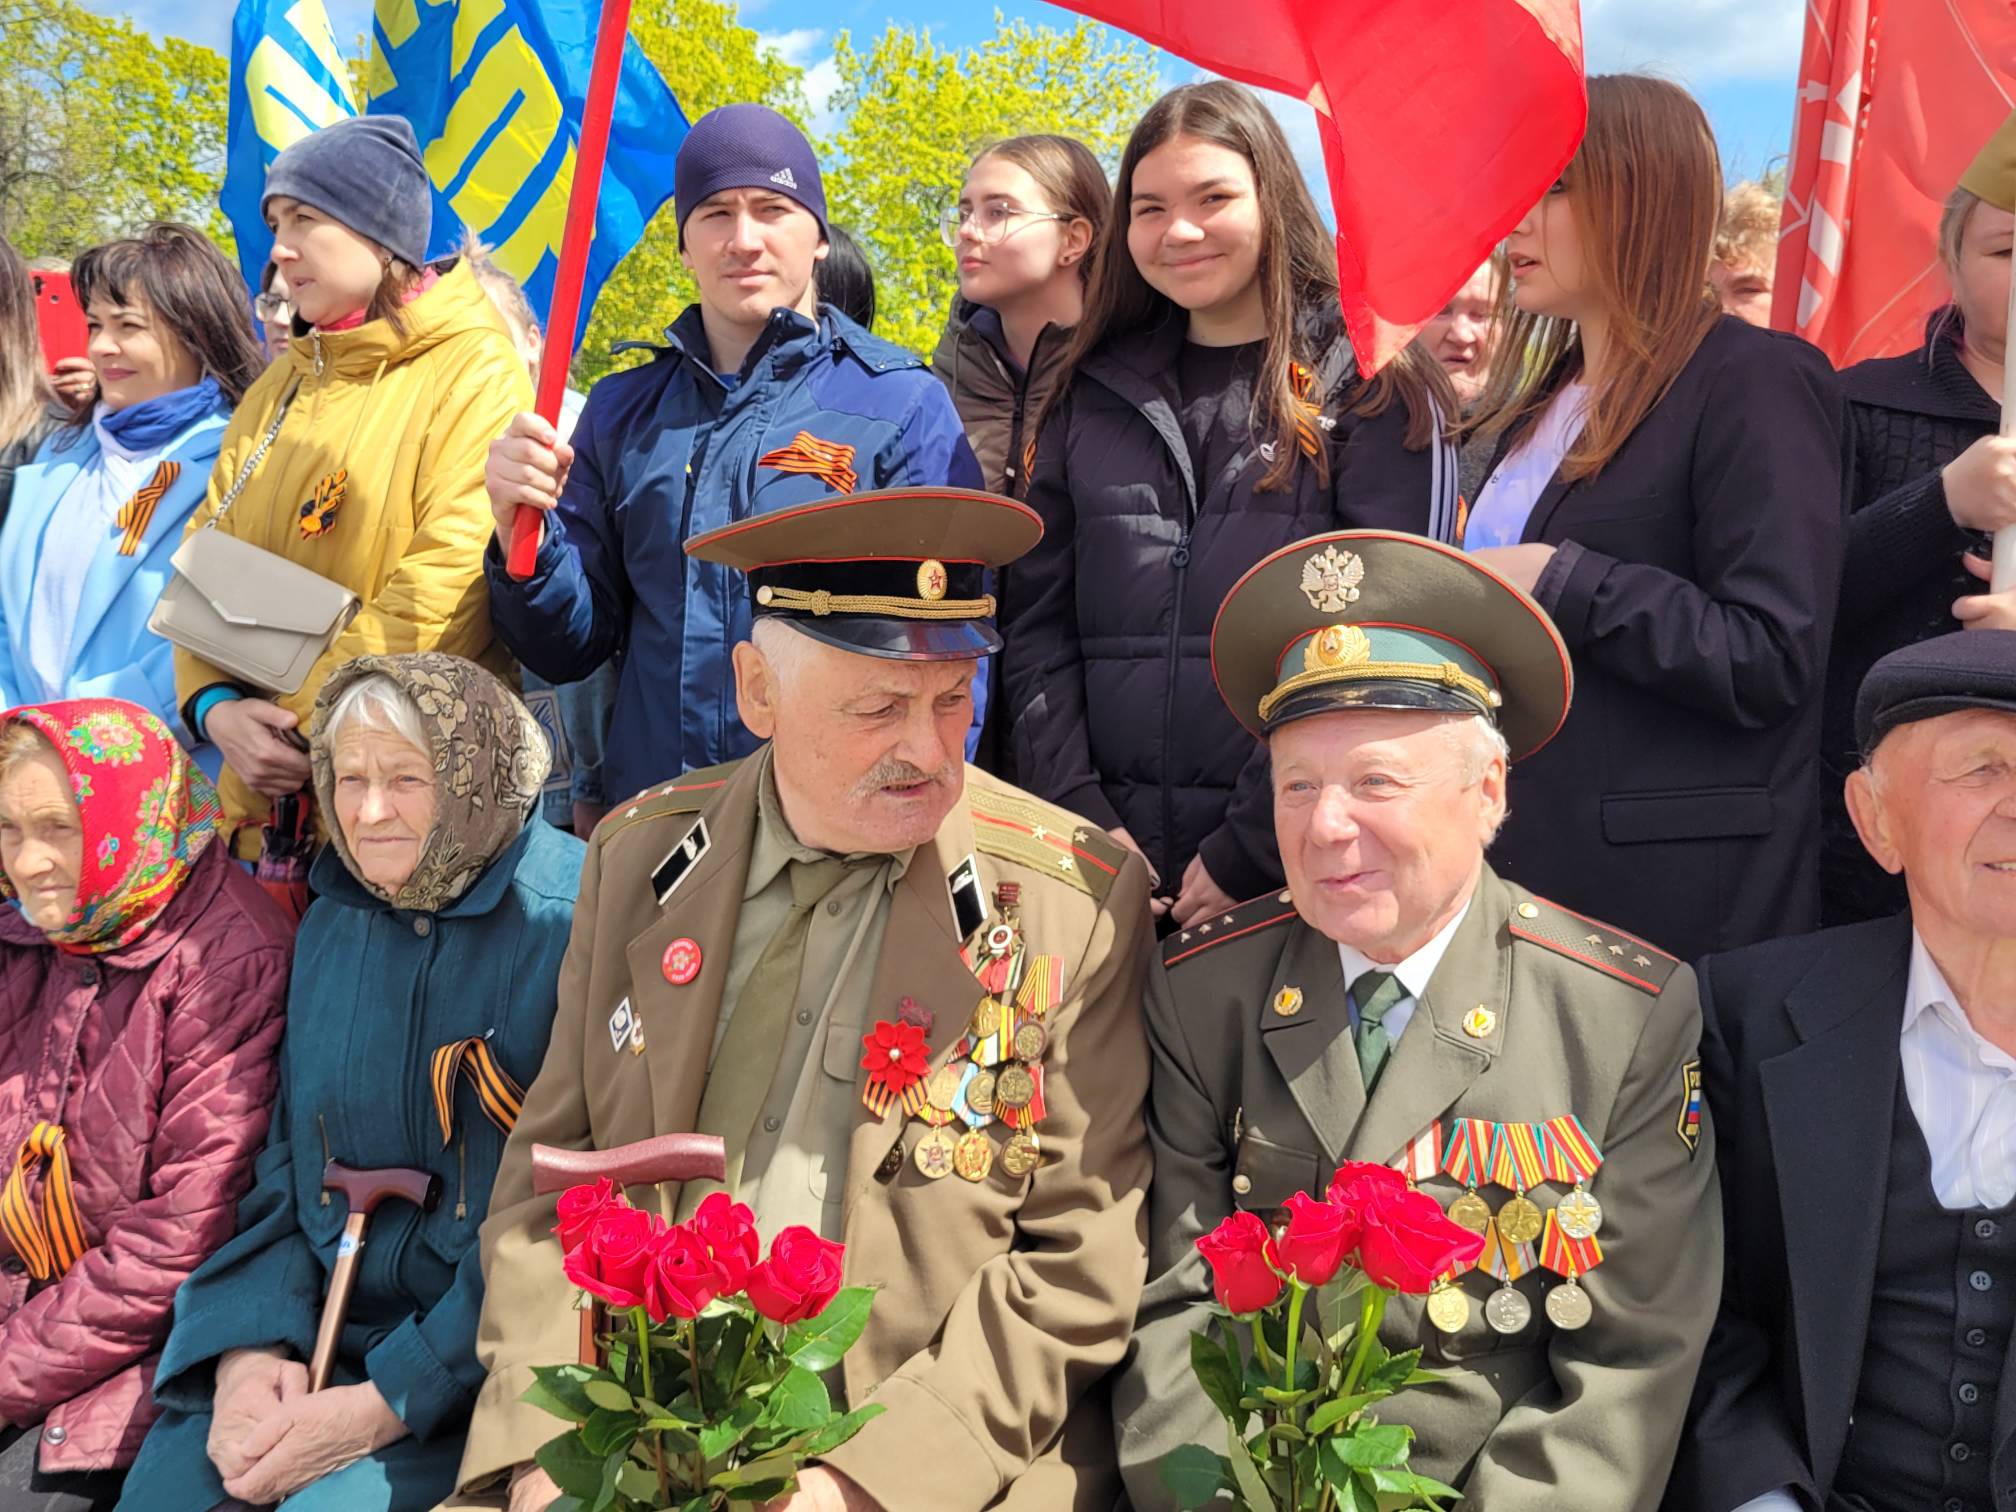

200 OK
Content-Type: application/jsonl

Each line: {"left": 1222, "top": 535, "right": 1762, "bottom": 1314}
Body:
{"left": 448, "top": 486, "right": 1157, "bottom": 1512}
{"left": 1114, "top": 530, "right": 1721, "bottom": 1512}
{"left": 1961, "top": 106, "right": 2016, "bottom": 212}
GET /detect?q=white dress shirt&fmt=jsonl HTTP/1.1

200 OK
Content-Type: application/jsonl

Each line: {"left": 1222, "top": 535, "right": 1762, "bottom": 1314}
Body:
{"left": 1732, "top": 929, "right": 2016, "bottom": 1512}
{"left": 1335, "top": 893, "right": 1474, "bottom": 1046}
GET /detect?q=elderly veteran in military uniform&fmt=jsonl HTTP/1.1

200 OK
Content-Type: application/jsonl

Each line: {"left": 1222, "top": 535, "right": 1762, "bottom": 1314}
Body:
{"left": 447, "top": 489, "right": 1155, "bottom": 1512}
{"left": 1668, "top": 630, "right": 2016, "bottom": 1512}
{"left": 1113, "top": 530, "right": 1722, "bottom": 1511}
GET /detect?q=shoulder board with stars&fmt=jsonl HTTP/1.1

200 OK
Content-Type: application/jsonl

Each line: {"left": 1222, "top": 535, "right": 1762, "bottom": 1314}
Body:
{"left": 1505, "top": 894, "right": 1680, "bottom": 997}
{"left": 1162, "top": 890, "right": 1300, "bottom": 970}
{"left": 967, "top": 780, "right": 1126, "bottom": 904}
{"left": 593, "top": 759, "right": 745, "bottom": 846}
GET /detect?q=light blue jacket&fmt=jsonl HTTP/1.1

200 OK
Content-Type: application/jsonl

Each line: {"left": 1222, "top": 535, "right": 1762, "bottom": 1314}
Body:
{"left": 0, "top": 416, "right": 227, "bottom": 774}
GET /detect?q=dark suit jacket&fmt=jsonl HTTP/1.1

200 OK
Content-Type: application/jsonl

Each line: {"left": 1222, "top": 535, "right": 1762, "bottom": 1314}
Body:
{"left": 1667, "top": 913, "right": 2016, "bottom": 1511}
{"left": 1481, "top": 316, "right": 1847, "bottom": 961}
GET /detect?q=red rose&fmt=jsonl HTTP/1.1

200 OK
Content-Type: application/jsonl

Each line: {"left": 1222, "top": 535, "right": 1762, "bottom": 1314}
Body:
{"left": 1273, "top": 1192, "right": 1356, "bottom": 1287}
{"left": 745, "top": 1226, "right": 847, "bottom": 1325}
{"left": 1325, "top": 1161, "right": 1409, "bottom": 1216}
{"left": 1196, "top": 1210, "right": 1285, "bottom": 1314}
{"left": 1355, "top": 1186, "right": 1486, "bottom": 1295}
{"left": 645, "top": 1222, "right": 726, "bottom": 1323}
{"left": 690, "top": 1191, "right": 760, "bottom": 1295}
{"left": 562, "top": 1204, "right": 663, "bottom": 1309}
{"left": 859, "top": 1019, "right": 930, "bottom": 1094}
{"left": 553, "top": 1178, "right": 619, "bottom": 1254}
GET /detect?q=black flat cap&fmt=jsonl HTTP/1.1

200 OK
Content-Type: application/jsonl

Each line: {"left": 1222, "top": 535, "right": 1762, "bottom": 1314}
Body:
{"left": 1856, "top": 630, "right": 2016, "bottom": 754}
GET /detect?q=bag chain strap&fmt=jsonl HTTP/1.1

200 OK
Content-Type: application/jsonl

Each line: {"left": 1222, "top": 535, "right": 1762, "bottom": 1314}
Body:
{"left": 202, "top": 378, "right": 300, "bottom": 532}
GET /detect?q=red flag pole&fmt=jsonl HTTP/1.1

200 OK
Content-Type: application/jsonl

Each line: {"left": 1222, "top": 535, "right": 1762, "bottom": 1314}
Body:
{"left": 506, "top": 0, "right": 635, "bottom": 581}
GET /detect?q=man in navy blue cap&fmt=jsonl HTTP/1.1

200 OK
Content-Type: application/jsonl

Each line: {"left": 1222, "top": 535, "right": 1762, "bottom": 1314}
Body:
{"left": 1672, "top": 629, "right": 2016, "bottom": 1512}
{"left": 481, "top": 104, "right": 982, "bottom": 808}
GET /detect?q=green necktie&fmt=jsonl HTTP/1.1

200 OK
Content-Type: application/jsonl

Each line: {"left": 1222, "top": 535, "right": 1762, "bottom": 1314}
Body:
{"left": 685, "top": 857, "right": 850, "bottom": 1209}
{"left": 1351, "top": 969, "right": 1408, "bottom": 1092}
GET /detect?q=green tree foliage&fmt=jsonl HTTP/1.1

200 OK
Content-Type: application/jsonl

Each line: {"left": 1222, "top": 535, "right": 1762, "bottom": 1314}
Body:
{"left": 0, "top": 0, "right": 229, "bottom": 257}
{"left": 822, "top": 15, "right": 1159, "bottom": 357}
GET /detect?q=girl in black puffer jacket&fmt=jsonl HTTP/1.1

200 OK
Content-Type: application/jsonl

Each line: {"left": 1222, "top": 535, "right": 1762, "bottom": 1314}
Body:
{"left": 1001, "top": 80, "right": 1455, "bottom": 929}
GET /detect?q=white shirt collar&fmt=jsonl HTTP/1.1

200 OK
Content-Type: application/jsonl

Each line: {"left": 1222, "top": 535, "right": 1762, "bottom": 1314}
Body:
{"left": 1904, "top": 929, "right": 2016, "bottom": 1072}
{"left": 1336, "top": 890, "right": 1475, "bottom": 1004}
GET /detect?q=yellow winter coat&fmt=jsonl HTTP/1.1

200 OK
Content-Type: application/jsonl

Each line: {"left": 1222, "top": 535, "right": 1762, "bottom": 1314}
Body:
{"left": 175, "top": 259, "right": 531, "bottom": 839}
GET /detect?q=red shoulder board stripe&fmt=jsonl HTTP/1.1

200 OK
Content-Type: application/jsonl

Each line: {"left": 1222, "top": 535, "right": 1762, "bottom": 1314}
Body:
{"left": 1162, "top": 892, "right": 1299, "bottom": 969}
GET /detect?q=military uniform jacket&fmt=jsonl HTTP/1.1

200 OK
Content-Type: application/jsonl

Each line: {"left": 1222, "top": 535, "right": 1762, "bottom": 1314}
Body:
{"left": 451, "top": 754, "right": 1155, "bottom": 1512}
{"left": 1114, "top": 867, "right": 1722, "bottom": 1511}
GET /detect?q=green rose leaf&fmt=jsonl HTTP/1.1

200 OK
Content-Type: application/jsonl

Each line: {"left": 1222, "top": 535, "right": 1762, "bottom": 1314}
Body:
{"left": 534, "top": 1432, "right": 609, "bottom": 1498}
{"left": 763, "top": 1366, "right": 833, "bottom": 1432}
{"left": 784, "top": 1286, "right": 878, "bottom": 1372}
{"left": 1189, "top": 1331, "right": 1245, "bottom": 1425}
{"left": 1332, "top": 1422, "right": 1412, "bottom": 1468}
{"left": 1226, "top": 1420, "right": 1280, "bottom": 1511}
{"left": 1363, "top": 1348, "right": 1425, "bottom": 1396}
{"left": 697, "top": 1397, "right": 763, "bottom": 1461}
{"left": 1306, "top": 1393, "right": 1380, "bottom": 1436}
{"left": 792, "top": 1402, "right": 888, "bottom": 1459}
{"left": 522, "top": 1364, "right": 605, "bottom": 1424}
{"left": 582, "top": 1379, "right": 635, "bottom": 1413}
{"left": 1159, "top": 1443, "right": 1236, "bottom": 1509}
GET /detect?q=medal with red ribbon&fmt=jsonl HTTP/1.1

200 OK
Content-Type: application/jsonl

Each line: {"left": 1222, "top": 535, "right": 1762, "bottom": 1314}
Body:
{"left": 860, "top": 1019, "right": 931, "bottom": 1117}
{"left": 1544, "top": 1113, "right": 1606, "bottom": 1240}
{"left": 1538, "top": 1207, "right": 1604, "bottom": 1277}
{"left": 1440, "top": 1118, "right": 1494, "bottom": 1236}
{"left": 1396, "top": 1120, "right": 1443, "bottom": 1184}
{"left": 1015, "top": 954, "right": 1063, "bottom": 1018}
{"left": 1488, "top": 1122, "right": 1549, "bottom": 1246}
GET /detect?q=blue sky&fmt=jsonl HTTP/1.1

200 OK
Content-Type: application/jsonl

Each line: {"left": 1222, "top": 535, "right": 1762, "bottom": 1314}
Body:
{"left": 91, "top": 0, "right": 1800, "bottom": 184}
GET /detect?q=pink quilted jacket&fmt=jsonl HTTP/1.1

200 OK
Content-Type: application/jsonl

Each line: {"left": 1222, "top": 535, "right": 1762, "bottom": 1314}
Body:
{"left": 0, "top": 843, "right": 291, "bottom": 1473}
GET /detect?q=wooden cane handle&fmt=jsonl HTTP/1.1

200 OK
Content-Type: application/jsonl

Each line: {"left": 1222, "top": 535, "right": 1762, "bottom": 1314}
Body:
{"left": 321, "top": 1159, "right": 441, "bottom": 1215}
{"left": 530, "top": 1134, "right": 726, "bottom": 1195}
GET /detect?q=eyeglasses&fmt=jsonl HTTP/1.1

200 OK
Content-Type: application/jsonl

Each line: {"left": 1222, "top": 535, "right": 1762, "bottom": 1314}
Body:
{"left": 937, "top": 201, "right": 1073, "bottom": 248}
{"left": 254, "top": 294, "right": 293, "bottom": 323}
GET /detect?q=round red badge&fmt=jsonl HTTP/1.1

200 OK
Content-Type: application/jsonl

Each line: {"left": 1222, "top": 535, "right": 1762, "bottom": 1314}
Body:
{"left": 661, "top": 938, "right": 703, "bottom": 985}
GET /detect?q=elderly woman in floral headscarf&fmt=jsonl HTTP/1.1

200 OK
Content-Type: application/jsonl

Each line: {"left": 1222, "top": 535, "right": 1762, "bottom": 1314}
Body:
{"left": 122, "top": 653, "right": 583, "bottom": 1512}
{"left": 0, "top": 699, "right": 291, "bottom": 1512}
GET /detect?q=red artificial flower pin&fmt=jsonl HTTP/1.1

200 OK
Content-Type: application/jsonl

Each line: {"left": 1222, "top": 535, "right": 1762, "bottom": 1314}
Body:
{"left": 860, "top": 1018, "right": 930, "bottom": 1100}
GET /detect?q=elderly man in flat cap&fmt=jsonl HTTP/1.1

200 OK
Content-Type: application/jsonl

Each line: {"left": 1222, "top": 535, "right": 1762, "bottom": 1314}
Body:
{"left": 1115, "top": 530, "right": 1721, "bottom": 1511}
{"left": 449, "top": 489, "right": 1154, "bottom": 1512}
{"left": 1671, "top": 629, "right": 2016, "bottom": 1512}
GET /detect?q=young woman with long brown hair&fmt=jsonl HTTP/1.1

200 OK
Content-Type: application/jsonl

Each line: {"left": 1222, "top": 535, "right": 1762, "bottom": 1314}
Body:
{"left": 1001, "top": 79, "right": 1457, "bottom": 928}
{"left": 0, "top": 239, "right": 57, "bottom": 533}
{"left": 1462, "top": 73, "right": 1845, "bottom": 959}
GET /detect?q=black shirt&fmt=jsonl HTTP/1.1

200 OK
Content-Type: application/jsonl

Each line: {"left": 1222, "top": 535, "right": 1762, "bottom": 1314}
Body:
{"left": 1176, "top": 339, "right": 1264, "bottom": 500}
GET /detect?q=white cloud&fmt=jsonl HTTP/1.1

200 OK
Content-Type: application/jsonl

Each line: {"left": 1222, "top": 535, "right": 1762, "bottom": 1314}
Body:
{"left": 1581, "top": 0, "right": 1801, "bottom": 85}
{"left": 759, "top": 27, "right": 845, "bottom": 137}
{"left": 758, "top": 27, "right": 826, "bottom": 68}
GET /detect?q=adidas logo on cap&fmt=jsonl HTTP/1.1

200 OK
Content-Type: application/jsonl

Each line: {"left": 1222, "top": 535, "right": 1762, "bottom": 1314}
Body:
{"left": 770, "top": 167, "right": 798, "bottom": 189}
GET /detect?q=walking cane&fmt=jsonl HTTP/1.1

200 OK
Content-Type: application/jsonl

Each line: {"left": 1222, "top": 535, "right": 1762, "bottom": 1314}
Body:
{"left": 532, "top": 1133, "right": 726, "bottom": 1365}
{"left": 307, "top": 1161, "right": 442, "bottom": 1391}
{"left": 504, "top": 0, "right": 634, "bottom": 582}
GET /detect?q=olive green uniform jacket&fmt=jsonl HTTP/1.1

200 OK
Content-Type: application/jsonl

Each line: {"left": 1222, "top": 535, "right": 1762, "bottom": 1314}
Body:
{"left": 448, "top": 754, "right": 1154, "bottom": 1512}
{"left": 1114, "top": 868, "right": 1721, "bottom": 1511}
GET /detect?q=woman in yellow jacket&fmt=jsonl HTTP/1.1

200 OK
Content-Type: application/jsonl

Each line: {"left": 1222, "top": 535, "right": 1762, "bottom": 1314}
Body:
{"left": 176, "top": 116, "right": 530, "bottom": 851}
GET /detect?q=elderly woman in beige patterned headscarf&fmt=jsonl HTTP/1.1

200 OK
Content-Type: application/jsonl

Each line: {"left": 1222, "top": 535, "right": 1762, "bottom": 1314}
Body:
{"left": 122, "top": 652, "right": 584, "bottom": 1512}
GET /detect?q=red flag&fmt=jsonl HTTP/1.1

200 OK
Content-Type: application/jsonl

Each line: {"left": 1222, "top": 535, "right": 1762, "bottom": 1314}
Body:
{"left": 1047, "top": 0, "right": 1586, "bottom": 375}
{"left": 1775, "top": 0, "right": 2016, "bottom": 367}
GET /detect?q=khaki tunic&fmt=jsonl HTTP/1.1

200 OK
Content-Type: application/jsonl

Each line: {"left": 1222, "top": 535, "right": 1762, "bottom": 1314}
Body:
{"left": 1113, "top": 867, "right": 1722, "bottom": 1512}
{"left": 446, "top": 755, "right": 1154, "bottom": 1512}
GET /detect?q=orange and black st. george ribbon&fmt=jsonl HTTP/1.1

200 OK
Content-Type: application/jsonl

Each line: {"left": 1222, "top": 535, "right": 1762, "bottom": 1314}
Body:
{"left": 115, "top": 461, "right": 181, "bottom": 557}
{"left": 0, "top": 1122, "right": 88, "bottom": 1280}
{"left": 757, "top": 431, "right": 860, "bottom": 494}
{"left": 430, "top": 1037, "right": 527, "bottom": 1146}
{"left": 298, "top": 469, "right": 349, "bottom": 539}
{"left": 1288, "top": 361, "right": 1324, "bottom": 461}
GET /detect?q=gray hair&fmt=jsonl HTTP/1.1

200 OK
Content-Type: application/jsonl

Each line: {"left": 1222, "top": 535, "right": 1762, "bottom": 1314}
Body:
{"left": 751, "top": 616, "right": 820, "bottom": 687}
{"left": 324, "top": 673, "right": 429, "bottom": 754}
{"left": 1446, "top": 714, "right": 1511, "bottom": 842}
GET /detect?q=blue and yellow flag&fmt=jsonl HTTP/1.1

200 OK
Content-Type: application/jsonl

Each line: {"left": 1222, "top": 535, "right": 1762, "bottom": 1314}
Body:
{"left": 367, "top": 0, "right": 688, "bottom": 347}
{"left": 222, "top": 0, "right": 361, "bottom": 290}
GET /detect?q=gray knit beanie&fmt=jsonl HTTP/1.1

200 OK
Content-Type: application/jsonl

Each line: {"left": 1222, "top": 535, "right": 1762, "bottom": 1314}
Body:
{"left": 263, "top": 115, "right": 432, "bottom": 270}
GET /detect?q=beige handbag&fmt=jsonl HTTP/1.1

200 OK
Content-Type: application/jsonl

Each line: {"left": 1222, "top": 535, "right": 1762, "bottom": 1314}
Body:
{"left": 149, "top": 381, "right": 361, "bottom": 696}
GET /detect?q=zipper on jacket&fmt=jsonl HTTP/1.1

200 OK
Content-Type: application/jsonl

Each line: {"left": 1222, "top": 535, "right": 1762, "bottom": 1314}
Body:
{"left": 1160, "top": 528, "right": 1192, "bottom": 892}
{"left": 310, "top": 329, "right": 325, "bottom": 379}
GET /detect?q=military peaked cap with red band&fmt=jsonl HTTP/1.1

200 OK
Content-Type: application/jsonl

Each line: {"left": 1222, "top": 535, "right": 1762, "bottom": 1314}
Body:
{"left": 1210, "top": 530, "right": 1574, "bottom": 760}
{"left": 684, "top": 487, "right": 1042, "bottom": 661}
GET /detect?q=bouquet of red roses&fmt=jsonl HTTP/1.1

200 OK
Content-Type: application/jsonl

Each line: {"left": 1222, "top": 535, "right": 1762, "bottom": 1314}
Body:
{"left": 1165, "top": 1162, "right": 1486, "bottom": 1512}
{"left": 527, "top": 1181, "right": 882, "bottom": 1511}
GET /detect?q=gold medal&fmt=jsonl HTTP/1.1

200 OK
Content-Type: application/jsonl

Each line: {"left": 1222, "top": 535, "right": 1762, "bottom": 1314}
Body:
{"left": 1544, "top": 1279, "right": 1592, "bottom": 1331}
{"left": 1496, "top": 1194, "right": 1545, "bottom": 1246}
{"left": 971, "top": 997, "right": 1004, "bottom": 1037}
{"left": 1447, "top": 1188, "right": 1492, "bottom": 1235}
{"left": 1012, "top": 1020, "right": 1048, "bottom": 1062}
{"left": 925, "top": 1064, "right": 964, "bottom": 1113}
{"left": 967, "top": 1070, "right": 997, "bottom": 1118}
{"left": 913, "top": 1126, "right": 958, "bottom": 1180}
{"left": 1483, "top": 1286, "right": 1532, "bottom": 1335}
{"left": 994, "top": 1064, "right": 1036, "bottom": 1110}
{"left": 1425, "top": 1282, "right": 1470, "bottom": 1333}
{"left": 1001, "top": 1130, "right": 1041, "bottom": 1176}
{"left": 1555, "top": 1186, "right": 1603, "bottom": 1241}
{"left": 953, "top": 1129, "right": 994, "bottom": 1182}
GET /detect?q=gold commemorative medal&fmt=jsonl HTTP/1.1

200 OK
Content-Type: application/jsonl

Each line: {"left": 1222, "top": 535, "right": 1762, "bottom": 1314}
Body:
{"left": 1013, "top": 1019, "right": 1048, "bottom": 1062}
{"left": 1484, "top": 1286, "right": 1532, "bottom": 1335}
{"left": 1447, "top": 1189, "right": 1493, "bottom": 1235}
{"left": 1555, "top": 1186, "right": 1604, "bottom": 1241}
{"left": 1425, "top": 1282, "right": 1470, "bottom": 1333}
{"left": 967, "top": 1070, "right": 998, "bottom": 1119}
{"left": 1544, "top": 1279, "right": 1592, "bottom": 1331}
{"left": 953, "top": 1129, "right": 994, "bottom": 1182}
{"left": 971, "top": 997, "right": 1004, "bottom": 1038}
{"left": 913, "top": 1126, "right": 958, "bottom": 1180}
{"left": 926, "top": 1064, "right": 964, "bottom": 1113}
{"left": 1496, "top": 1194, "right": 1545, "bottom": 1247}
{"left": 1001, "top": 1130, "right": 1041, "bottom": 1177}
{"left": 995, "top": 1063, "right": 1036, "bottom": 1110}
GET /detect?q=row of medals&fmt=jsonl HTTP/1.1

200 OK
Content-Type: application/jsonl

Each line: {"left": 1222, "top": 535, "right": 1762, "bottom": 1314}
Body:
{"left": 1425, "top": 1183, "right": 1602, "bottom": 1337}
{"left": 910, "top": 991, "right": 1045, "bottom": 1184}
